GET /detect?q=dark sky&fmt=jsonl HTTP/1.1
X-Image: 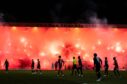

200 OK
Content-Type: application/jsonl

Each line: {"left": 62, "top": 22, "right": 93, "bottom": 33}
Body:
{"left": 1, "top": 0, "right": 127, "bottom": 24}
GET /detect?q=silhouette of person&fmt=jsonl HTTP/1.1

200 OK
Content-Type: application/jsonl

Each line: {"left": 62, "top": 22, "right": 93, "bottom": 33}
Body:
{"left": 52, "top": 62, "right": 54, "bottom": 70}
{"left": 37, "top": 59, "right": 41, "bottom": 74}
{"left": 93, "top": 53, "right": 102, "bottom": 81}
{"left": 78, "top": 56, "right": 83, "bottom": 77}
{"left": 55, "top": 61, "right": 58, "bottom": 70}
{"left": 4, "top": 59, "right": 9, "bottom": 72}
{"left": 57, "top": 55, "right": 64, "bottom": 76}
{"left": 72, "top": 56, "right": 78, "bottom": 76}
{"left": 113, "top": 57, "right": 120, "bottom": 77}
{"left": 31, "top": 59, "right": 35, "bottom": 73}
{"left": 104, "top": 57, "right": 109, "bottom": 76}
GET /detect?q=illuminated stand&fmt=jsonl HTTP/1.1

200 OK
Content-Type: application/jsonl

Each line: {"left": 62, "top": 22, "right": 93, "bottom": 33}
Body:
{"left": 0, "top": 23, "right": 127, "bottom": 70}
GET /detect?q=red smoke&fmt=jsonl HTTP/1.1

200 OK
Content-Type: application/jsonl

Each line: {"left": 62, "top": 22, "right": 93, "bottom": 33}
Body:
{"left": 0, "top": 26, "right": 127, "bottom": 70}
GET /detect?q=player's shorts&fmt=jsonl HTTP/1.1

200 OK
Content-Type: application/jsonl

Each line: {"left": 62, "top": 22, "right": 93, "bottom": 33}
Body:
{"left": 73, "top": 64, "right": 77, "bottom": 69}
{"left": 58, "top": 65, "right": 62, "bottom": 70}
{"left": 37, "top": 65, "right": 40, "bottom": 69}
{"left": 31, "top": 66, "right": 34, "bottom": 69}
{"left": 96, "top": 67, "right": 100, "bottom": 72}
{"left": 78, "top": 65, "right": 82, "bottom": 69}
{"left": 105, "top": 67, "right": 108, "bottom": 70}
{"left": 114, "top": 67, "right": 118, "bottom": 70}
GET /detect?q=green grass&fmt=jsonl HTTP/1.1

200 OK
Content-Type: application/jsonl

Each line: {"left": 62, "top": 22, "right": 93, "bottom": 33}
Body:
{"left": 0, "top": 70, "right": 127, "bottom": 84}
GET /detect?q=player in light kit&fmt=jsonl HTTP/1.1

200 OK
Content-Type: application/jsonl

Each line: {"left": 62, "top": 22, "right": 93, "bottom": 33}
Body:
{"left": 72, "top": 56, "right": 78, "bottom": 76}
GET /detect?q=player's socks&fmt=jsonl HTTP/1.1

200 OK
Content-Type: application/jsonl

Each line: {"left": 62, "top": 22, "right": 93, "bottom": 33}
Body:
{"left": 104, "top": 75, "right": 107, "bottom": 77}
{"left": 96, "top": 78, "right": 101, "bottom": 82}
{"left": 62, "top": 74, "right": 64, "bottom": 77}
{"left": 81, "top": 75, "right": 84, "bottom": 77}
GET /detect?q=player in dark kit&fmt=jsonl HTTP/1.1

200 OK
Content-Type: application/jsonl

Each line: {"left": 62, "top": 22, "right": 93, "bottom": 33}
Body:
{"left": 37, "top": 59, "right": 42, "bottom": 74}
{"left": 55, "top": 61, "right": 58, "bottom": 70}
{"left": 78, "top": 56, "right": 83, "bottom": 77}
{"left": 104, "top": 57, "right": 109, "bottom": 77}
{"left": 113, "top": 57, "right": 120, "bottom": 77}
{"left": 31, "top": 59, "right": 35, "bottom": 74}
{"left": 93, "top": 53, "right": 102, "bottom": 82}
{"left": 4, "top": 59, "right": 9, "bottom": 73}
{"left": 57, "top": 55, "right": 64, "bottom": 76}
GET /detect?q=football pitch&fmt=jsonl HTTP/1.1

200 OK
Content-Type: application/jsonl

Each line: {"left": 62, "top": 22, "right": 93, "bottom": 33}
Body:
{"left": 0, "top": 70, "right": 127, "bottom": 84}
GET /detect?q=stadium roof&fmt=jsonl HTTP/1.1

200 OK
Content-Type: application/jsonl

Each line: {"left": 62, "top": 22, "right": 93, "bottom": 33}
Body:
{"left": 0, "top": 23, "right": 127, "bottom": 28}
